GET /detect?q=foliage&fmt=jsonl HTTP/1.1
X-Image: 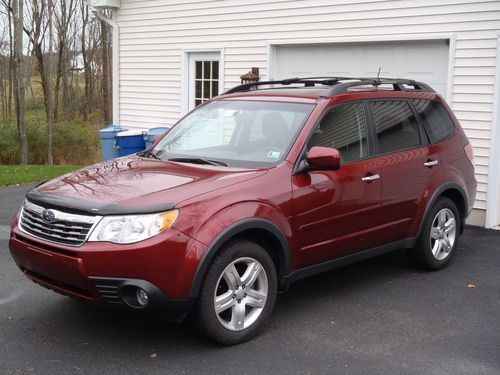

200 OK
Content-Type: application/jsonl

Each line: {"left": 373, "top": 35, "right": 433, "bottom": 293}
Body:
{"left": 0, "top": 115, "right": 102, "bottom": 165}
{"left": 0, "top": 164, "right": 82, "bottom": 187}
{"left": 0, "top": 0, "right": 112, "bottom": 164}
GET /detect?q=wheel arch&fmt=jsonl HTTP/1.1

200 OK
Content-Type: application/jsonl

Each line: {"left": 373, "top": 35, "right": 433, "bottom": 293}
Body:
{"left": 418, "top": 182, "right": 468, "bottom": 237}
{"left": 188, "top": 218, "right": 292, "bottom": 299}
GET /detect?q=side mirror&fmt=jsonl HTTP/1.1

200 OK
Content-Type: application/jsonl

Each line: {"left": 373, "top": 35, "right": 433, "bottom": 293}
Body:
{"left": 305, "top": 146, "right": 341, "bottom": 171}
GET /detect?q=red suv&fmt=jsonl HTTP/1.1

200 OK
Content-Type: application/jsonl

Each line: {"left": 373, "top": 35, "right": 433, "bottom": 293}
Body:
{"left": 9, "top": 78, "right": 476, "bottom": 344}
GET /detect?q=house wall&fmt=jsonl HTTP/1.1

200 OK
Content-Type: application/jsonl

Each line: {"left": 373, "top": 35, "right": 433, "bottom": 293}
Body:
{"left": 116, "top": 0, "right": 500, "bottom": 219}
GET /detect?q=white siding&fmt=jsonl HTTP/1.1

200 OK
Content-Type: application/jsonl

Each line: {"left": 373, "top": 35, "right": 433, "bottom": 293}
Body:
{"left": 116, "top": 0, "right": 500, "bottom": 212}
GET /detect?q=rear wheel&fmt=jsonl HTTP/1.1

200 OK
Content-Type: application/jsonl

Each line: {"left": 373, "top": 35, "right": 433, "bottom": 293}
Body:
{"left": 410, "top": 197, "right": 460, "bottom": 270}
{"left": 194, "top": 240, "right": 277, "bottom": 345}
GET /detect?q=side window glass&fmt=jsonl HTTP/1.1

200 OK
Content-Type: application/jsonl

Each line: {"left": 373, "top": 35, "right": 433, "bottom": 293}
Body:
{"left": 411, "top": 99, "right": 455, "bottom": 143}
{"left": 307, "top": 102, "right": 368, "bottom": 163}
{"left": 369, "top": 100, "right": 421, "bottom": 154}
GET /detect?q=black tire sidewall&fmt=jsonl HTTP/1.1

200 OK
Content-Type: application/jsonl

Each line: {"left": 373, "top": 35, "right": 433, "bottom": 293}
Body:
{"left": 195, "top": 240, "right": 277, "bottom": 345}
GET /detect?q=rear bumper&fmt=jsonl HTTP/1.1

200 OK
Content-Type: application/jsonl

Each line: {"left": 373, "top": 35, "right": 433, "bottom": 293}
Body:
{"left": 9, "top": 222, "right": 205, "bottom": 320}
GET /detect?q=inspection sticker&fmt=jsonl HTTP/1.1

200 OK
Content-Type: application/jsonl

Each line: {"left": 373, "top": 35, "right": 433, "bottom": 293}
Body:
{"left": 267, "top": 151, "right": 281, "bottom": 159}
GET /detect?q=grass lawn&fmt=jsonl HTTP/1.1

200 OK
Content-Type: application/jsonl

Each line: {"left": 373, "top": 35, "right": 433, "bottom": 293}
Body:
{"left": 0, "top": 165, "right": 82, "bottom": 187}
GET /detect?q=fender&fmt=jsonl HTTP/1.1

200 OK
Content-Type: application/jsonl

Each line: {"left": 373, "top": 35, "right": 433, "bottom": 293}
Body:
{"left": 188, "top": 217, "right": 292, "bottom": 299}
{"left": 416, "top": 182, "right": 469, "bottom": 238}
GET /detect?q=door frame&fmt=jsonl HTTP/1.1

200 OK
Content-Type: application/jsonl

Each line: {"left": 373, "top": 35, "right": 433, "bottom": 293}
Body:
{"left": 181, "top": 48, "right": 224, "bottom": 115}
{"left": 266, "top": 33, "right": 456, "bottom": 102}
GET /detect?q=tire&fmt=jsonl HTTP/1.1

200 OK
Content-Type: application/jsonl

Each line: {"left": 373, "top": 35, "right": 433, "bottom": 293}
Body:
{"left": 410, "top": 197, "right": 461, "bottom": 270}
{"left": 193, "top": 239, "right": 277, "bottom": 345}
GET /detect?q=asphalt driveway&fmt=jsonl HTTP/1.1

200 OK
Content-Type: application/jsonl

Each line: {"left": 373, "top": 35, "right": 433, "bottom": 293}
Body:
{"left": 1, "top": 184, "right": 499, "bottom": 375}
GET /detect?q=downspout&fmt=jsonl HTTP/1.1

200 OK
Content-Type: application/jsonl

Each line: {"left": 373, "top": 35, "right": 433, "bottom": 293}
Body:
{"left": 94, "top": 10, "right": 120, "bottom": 126}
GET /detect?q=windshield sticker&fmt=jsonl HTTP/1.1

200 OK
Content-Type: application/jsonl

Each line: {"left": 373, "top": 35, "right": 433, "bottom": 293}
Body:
{"left": 267, "top": 151, "right": 281, "bottom": 159}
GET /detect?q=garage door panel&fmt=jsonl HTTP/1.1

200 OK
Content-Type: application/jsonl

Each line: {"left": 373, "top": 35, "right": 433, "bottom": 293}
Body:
{"left": 275, "top": 40, "right": 449, "bottom": 97}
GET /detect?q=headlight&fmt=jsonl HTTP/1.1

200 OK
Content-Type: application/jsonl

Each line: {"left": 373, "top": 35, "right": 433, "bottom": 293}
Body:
{"left": 88, "top": 210, "right": 178, "bottom": 244}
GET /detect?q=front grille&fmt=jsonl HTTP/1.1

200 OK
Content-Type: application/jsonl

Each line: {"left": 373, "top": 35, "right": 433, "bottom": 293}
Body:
{"left": 19, "top": 201, "right": 98, "bottom": 246}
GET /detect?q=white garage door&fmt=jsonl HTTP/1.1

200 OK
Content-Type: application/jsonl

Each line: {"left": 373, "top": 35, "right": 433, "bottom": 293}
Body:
{"left": 274, "top": 40, "right": 449, "bottom": 98}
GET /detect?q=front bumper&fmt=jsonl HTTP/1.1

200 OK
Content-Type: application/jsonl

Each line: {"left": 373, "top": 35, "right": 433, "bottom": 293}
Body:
{"left": 9, "top": 221, "right": 206, "bottom": 320}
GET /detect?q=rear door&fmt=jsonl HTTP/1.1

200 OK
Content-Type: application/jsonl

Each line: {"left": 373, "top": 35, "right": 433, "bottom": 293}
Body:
{"left": 367, "top": 99, "right": 442, "bottom": 243}
{"left": 292, "top": 101, "right": 385, "bottom": 268}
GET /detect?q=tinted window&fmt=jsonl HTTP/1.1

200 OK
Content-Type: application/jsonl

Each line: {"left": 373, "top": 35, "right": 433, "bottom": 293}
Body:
{"left": 411, "top": 99, "right": 455, "bottom": 143}
{"left": 307, "top": 102, "right": 368, "bottom": 163}
{"left": 369, "top": 100, "right": 421, "bottom": 154}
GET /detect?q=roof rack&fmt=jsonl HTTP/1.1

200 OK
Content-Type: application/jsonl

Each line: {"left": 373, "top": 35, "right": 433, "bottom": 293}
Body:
{"left": 223, "top": 77, "right": 435, "bottom": 96}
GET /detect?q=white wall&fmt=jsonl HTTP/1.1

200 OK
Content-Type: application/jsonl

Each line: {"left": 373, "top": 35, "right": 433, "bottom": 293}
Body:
{"left": 116, "top": 0, "right": 500, "bottom": 218}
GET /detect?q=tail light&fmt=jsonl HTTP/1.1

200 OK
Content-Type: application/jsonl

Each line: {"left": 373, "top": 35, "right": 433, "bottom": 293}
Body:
{"left": 464, "top": 143, "right": 474, "bottom": 164}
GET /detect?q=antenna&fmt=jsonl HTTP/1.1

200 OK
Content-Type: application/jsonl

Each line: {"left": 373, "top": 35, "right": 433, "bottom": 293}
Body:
{"left": 376, "top": 67, "right": 382, "bottom": 79}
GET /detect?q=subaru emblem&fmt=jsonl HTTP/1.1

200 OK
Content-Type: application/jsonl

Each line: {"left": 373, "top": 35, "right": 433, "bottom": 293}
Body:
{"left": 41, "top": 209, "right": 56, "bottom": 223}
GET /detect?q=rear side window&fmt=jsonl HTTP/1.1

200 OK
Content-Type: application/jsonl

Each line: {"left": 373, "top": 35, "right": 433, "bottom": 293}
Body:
{"left": 411, "top": 99, "right": 455, "bottom": 143}
{"left": 307, "top": 102, "right": 368, "bottom": 163}
{"left": 369, "top": 100, "right": 421, "bottom": 154}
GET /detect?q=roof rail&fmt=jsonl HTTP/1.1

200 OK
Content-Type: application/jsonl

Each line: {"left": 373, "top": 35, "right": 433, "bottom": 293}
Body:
{"left": 223, "top": 77, "right": 435, "bottom": 96}
{"left": 320, "top": 78, "right": 435, "bottom": 96}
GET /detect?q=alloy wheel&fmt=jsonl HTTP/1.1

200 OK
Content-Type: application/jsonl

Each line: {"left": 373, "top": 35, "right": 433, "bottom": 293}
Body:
{"left": 213, "top": 257, "right": 268, "bottom": 332}
{"left": 429, "top": 208, "right": 457, "bottom": 261}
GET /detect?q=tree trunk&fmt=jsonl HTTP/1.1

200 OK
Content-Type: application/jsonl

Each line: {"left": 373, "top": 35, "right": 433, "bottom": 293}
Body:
{"left": 81, "top": 5, "right": 92, "bottom": 121}
{"left": 46, "top": 0, "right": 54, "bottom": 165}
{"left": 13, "top": 0, "right": 27, "bottom": 164}
{"left": 0, "top": 64, "right": 6, "bottom": 121}
{"left": 7, "top": 0, "right": 14, "bottom": 119}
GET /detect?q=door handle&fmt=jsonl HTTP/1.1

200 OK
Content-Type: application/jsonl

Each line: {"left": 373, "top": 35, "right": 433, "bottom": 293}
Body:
{"left": 361, "top": 174, "right": 380, "bottom": 183}
{"left": 424, "top": 160, "right": 439, "bottom": 168}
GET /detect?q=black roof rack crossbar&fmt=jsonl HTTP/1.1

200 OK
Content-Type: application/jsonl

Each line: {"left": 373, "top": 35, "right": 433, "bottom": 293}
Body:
{"left": 223, "top": 77, "right": 435, "bottom": 96}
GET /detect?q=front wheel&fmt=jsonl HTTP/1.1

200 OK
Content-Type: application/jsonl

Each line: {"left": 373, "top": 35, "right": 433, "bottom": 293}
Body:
{"left": 194, "top": 240, "right": 277, "bottom": 345}
{"left": 410, "top": 197, "right": 461, "bottom": 270}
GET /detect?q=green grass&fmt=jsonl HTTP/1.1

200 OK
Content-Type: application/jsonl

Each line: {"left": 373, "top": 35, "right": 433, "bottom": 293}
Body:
{"left": 0, "top": 165, "right": 82, "bottom": 187}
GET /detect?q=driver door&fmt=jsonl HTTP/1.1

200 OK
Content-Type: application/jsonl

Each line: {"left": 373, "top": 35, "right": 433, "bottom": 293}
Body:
{"left": 292, "top": 102, "right": 384, "bottom": 268}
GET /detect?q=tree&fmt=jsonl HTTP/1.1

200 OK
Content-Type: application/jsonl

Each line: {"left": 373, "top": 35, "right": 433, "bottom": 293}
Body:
{"left": 12, "top": 0, "right": 27, "bottom": 164}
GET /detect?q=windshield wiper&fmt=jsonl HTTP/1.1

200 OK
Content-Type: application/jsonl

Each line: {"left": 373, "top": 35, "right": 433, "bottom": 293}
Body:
{"left": 168, "top": 157, "right": 228, "bottom": 167}
{"left": 138, "top": 150, "right": 162, "bottom": 160}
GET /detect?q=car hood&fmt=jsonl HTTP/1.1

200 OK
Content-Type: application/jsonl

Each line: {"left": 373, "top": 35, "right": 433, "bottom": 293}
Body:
{"left": 27, "top": 156, "right": 267, "bottom": 215}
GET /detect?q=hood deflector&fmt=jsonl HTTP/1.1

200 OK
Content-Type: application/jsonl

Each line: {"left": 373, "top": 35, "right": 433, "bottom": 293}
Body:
{"left": 26, "top": 190, "right": 176, "bottom": 216}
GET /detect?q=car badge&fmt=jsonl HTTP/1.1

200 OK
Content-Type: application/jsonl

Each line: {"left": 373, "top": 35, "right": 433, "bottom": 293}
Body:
{"left": 41, "top": 209, "right": 56, "bottom": 223}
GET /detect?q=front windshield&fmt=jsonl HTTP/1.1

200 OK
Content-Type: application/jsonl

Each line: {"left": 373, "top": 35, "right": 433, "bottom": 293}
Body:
{"left": 153, "top": 100, "right": 314, "bottom": 168}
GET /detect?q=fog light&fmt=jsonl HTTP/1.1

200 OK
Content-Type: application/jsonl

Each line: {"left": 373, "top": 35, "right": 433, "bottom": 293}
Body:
{"left": 136, "top": 288, "right": 149, "bottom": 306}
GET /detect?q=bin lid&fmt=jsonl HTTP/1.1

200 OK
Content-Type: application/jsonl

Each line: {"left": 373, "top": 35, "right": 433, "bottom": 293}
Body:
{"left": 148, "top": 127, "right": 171, "bottom": 136}
{"left": 117, "top": 129, "right": 147, "bottom": 137}
{"left": 99, "top": 125, "right": 127, "bottom": 134}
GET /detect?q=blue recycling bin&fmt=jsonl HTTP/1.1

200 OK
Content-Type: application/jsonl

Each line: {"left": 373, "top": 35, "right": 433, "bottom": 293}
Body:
{"left": 99, "top": 125, "right": 128, "bottom": 160}
{"left": 144, "top": 126, "right": 170, "bottom": 149}
{"left": 116, "top": 130, "right": 147, "bottom": 157}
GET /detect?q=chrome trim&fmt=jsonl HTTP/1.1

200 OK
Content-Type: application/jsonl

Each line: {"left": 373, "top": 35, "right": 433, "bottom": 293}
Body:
{"left": 424, "top": 160, "right": 439, "bottom": 167}
{"left": 18, "top": 200, "right": 102, "bottom": 247}
{"left": 361, "top": 174, "right": 380, "bottom": 182}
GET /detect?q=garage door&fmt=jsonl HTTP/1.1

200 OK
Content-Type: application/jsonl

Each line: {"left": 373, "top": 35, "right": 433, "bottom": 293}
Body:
{"left": 274, "top": 40, "right": 449, "bottom": 98}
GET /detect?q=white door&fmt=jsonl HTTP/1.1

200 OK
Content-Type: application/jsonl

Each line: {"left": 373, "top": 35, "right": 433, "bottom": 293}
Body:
{"left": 188, "top": 52, "right": 222, "bottom": 111}
{"left": 274, "top": 40, "right": 449, "bottom": 98}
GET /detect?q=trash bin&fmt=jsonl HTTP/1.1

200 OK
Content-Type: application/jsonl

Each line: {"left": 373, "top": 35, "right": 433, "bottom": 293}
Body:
{"left": 144, "top": 126, "right": 171, "bottom": 149}
{"left": 116, "top": 129, "right": 147, "bottom": 157}
{"left": 99, "top": 125, "right": 128, "bottom": 160}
